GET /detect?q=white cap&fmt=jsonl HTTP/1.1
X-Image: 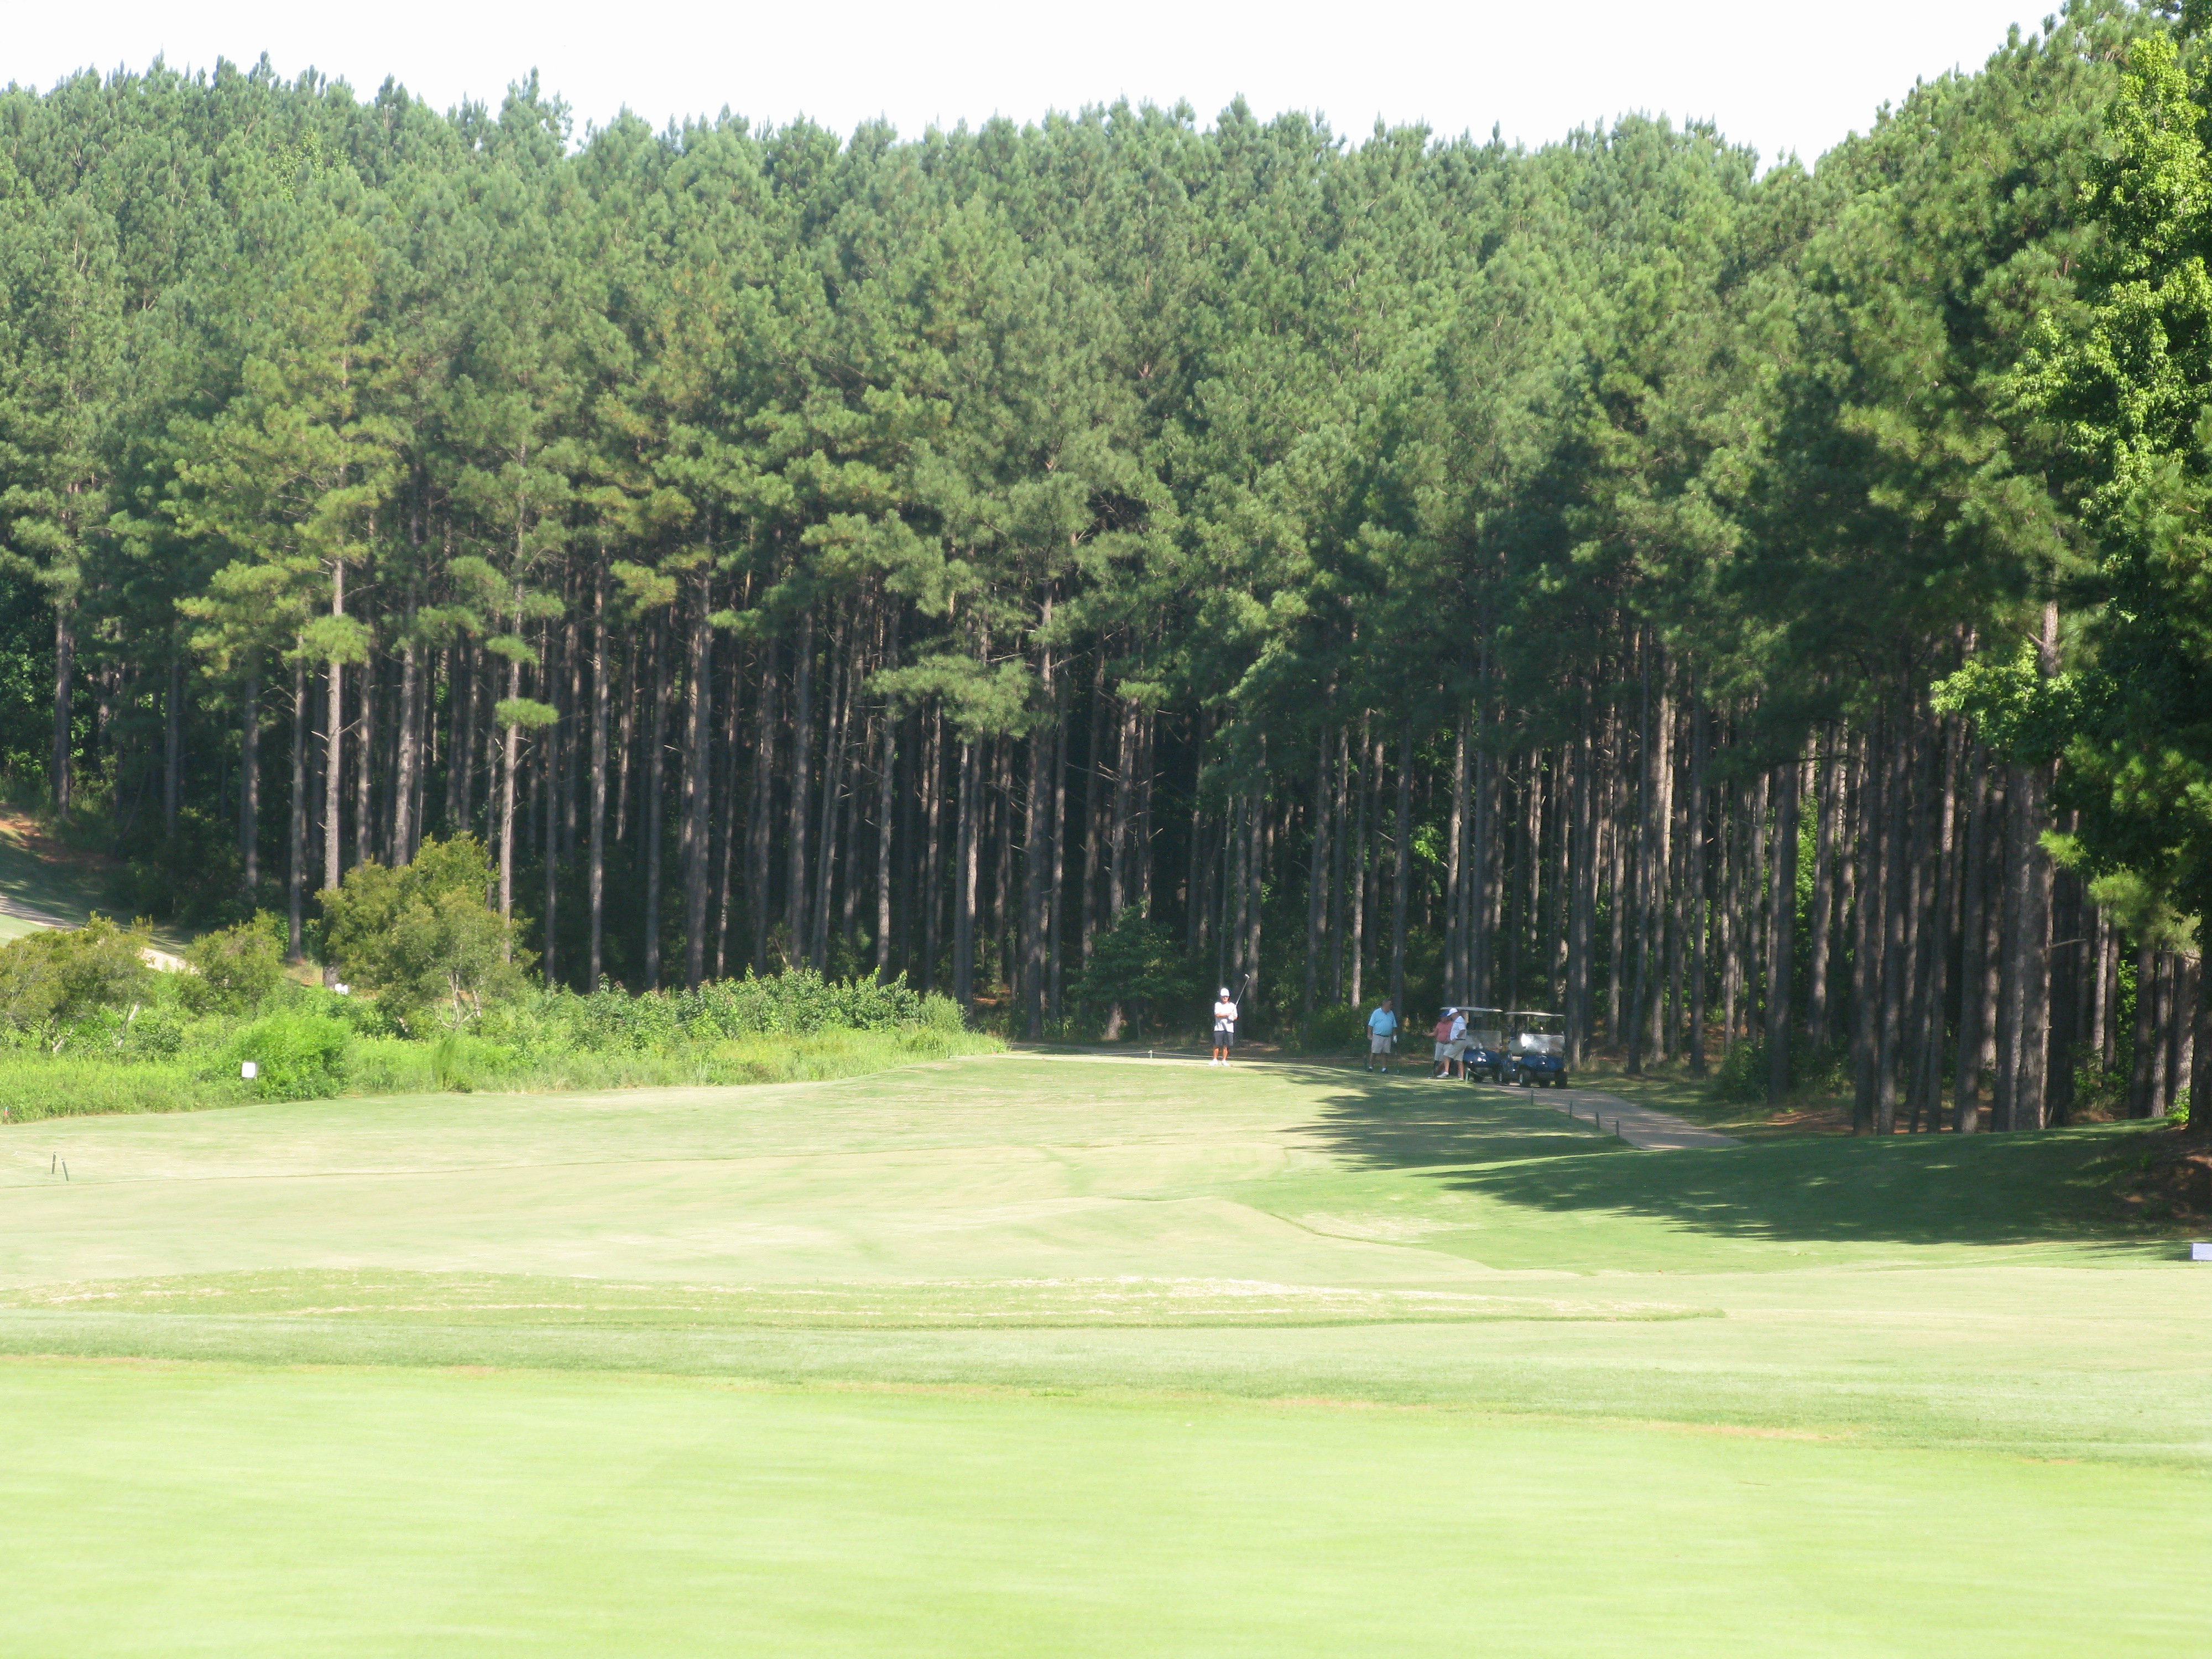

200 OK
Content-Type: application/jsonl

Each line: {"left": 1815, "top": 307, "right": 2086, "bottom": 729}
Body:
{"left": 1219, "top": 988, "right": 1230, "bottom": 998}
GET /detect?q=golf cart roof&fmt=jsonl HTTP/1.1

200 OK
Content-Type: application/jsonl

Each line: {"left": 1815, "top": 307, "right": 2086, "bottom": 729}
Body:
{"left": 1506, "top": 1010, "right": 1561, "bottom": 1019}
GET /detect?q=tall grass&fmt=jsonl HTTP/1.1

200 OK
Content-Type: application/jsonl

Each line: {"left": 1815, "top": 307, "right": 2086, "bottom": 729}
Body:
{"left": 0, "top": 1055, "right": 250, "bottom": 1123}
{"left": 0, "top": 1027, "right": 1001, "bottom": 1124}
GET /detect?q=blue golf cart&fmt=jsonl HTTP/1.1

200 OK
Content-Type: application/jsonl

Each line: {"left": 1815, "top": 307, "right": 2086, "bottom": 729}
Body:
{"left": 1459, "top": 1006, "right": 1509, "bottom": 1084}
{"left": 1504, "top": 1010, "right": 1568, "bottom": 1088}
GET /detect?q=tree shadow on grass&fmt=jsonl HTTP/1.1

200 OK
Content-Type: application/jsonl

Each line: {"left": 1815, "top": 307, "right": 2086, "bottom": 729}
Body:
{"left": 1275, "top": 1068, "right": 1624, "bottom": 1170}
{"left": 1290, "top": 1074, "right": 2161, "bottom": 1248}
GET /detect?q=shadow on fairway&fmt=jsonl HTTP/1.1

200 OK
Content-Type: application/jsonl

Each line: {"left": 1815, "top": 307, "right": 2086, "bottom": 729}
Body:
{"left": 1292, "top": 1075, "right": 2162, "bottom": 1247}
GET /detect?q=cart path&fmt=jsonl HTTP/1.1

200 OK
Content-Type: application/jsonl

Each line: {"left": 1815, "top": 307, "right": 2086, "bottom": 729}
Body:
{"left": 1011, "top": 1044, "right": 1743, "bottom": 1151}
{"left": 1510, "top": 1082, "right": 1743, "bottom": 1150}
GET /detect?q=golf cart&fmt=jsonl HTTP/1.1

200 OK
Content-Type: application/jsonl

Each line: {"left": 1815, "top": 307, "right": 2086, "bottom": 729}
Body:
{"left": 1459, "top": 1007, "right": 1509, "bottom": 1084}
{"left": 1504, "top": 1010, "right": 1568, "bottom": 1087}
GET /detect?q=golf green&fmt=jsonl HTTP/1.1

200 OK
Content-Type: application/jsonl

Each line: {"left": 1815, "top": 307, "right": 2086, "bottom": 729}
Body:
{"left": 1, "top": 1055, "right": 2203, "bottom": 1653}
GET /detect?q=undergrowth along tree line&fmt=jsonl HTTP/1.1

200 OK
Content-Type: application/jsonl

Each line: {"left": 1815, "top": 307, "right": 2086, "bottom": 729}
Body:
{"left": 4, "top": 1, "right": 2211, "bottom": 1131}
{"left": 0, "top": 880, "right": 980, "bottom": 1121}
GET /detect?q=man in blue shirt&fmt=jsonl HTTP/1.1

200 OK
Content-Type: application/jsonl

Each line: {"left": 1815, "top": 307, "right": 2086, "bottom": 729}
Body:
{"left": 1365, "top": 998, "right": 1398, "bottom": 1073}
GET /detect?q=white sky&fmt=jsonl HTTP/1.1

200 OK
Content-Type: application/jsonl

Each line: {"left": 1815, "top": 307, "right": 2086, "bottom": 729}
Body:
{"left": 8, "top": 1, "right": 2059, "bottom": 166}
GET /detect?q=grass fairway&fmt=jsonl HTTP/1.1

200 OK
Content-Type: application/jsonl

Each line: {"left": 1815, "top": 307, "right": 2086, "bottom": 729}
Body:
{"left": 1, "top": 1055, "right": 2204, "bottom": 1654}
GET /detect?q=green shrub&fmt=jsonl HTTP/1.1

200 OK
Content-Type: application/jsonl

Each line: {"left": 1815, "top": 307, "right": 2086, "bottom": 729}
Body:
{"left": 1714, "top": 1036, "right": 1850, "bottom": 1104}
{"left": 549, "top": 969, "right": 962, "bottom": 1052}
{"left": 1067, "top": 905, "right": 1192, "bottom": 1036}
{"left": 181, "top": 915, "right": 286, "bottom": 1015}
{"left": 320, "top": 836, "right": 522, "bottom": 1032}
{"left": 226, "top": 1009, "right": 351, "bottom": 1100}
{"left": 0, "top": 915, "right": 155, "bottom": 1052}
{"left": 1296, "top": 1003, "right": 1370, "bottom": 1053}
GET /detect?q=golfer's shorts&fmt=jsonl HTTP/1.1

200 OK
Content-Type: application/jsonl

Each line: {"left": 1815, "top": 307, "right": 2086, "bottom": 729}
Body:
{"left": 1433, "top": 1041, "right": 1452, "bottom": 1061}
{"left": 1213, "top": 1025, "right": 1235, "bottom": 1046}
{"left": 1370, "top": 1034, "right": 1392, "bottom": 1054}
{"left": 1447, "top": 1040, "right": 1468, "bottom": 1060}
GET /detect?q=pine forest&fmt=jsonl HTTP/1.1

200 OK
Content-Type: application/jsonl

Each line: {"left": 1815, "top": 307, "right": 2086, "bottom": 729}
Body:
{"left": 9, "top": 0, "right": 2212, "bottom": 1133}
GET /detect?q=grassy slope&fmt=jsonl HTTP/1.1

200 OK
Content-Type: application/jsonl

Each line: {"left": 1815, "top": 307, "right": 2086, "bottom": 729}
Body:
{"left": 0, "top": 1056, "right": 2204, "bottom": 1655}
{"left": 0, "top": 811, "right": 109, "bottom": 942}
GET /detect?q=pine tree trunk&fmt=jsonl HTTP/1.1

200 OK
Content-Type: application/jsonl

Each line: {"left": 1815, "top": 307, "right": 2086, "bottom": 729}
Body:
{"left": 713, "top": 641, "right": 744, "bottom": 979}
{"left": 2013, "top": 611, "right": 2063, "bottom": 1129}
{"left": 1992, "top": 762, "right": 2034, "bottom": 1132}
{"left": 809, "top": 613, "right": 849, "bottom": 972}
{"left": 748, "top": 643, "right": 779, "bottom": 973}
{"left": 681, "top": 568, "right": 713, "bottom": 989}
{"left": 2128, "top": 939, "right": 2158, "bottom": 1118}
{"left": 392, "top": 635, "right": 420, "bottom": 863}
{"left": 1557, "top": 752, "right": 1575, "bottom": 1013}
{"left": 1607, "top": 707, "right": 1628, "bottom": 1046}
{"left": 497, "top": 653, "right": 521, "bottom": 924}
{"left": 1390, "top": 719, "right": 1413, "bottom": 1015}
{"left": 324, "top": 561, "right": 346, "bottom": 894}
{"left": 1631, "top": 653, "right": 1673, "bottom": 1073}
{"left": 1683, "top": 702, "right": 1709, "bottom": 1074}
{"left": 615, "top": 632, "right": 638, "bottom": 845}
{"left": 2190, "top": 958, "right": 2212, "bottom": 1133}
{"left": 876, "top": 615, "right": 900, "bottom": 984}
{"left": 355, "top": 652, "right": 377, "bottom": 870}
{"left": 1807, "top": 726, "right": 1840, "bottom": 1045}
{"left": 921, "top": 711, "right": 944, "bottom": 992}
{"left": 1349, "top": 721, "right": 1370, "bottom": 1008}
{"left": 588, "top": 573, "right": 609, "bottom": 990}
{"left": 1078, "top": 658, "right": 1105, "bottom": 964}
{"left": 161, "top": 658, "right": 182, "bottom": 837}
{"left": 446, "top": 639, "right": 473, "bottom": 836}
{"left": 1568, "top": 726, "right": 1598, "bottom": 1063}
{"left": 1472, "top": 711, "right": 1494, "bottom": 1007}
{"left": 542, "top": 656, "right": 560, "bottom": 987}
{"left": 2152, "top": 953, "right": 2176, "bottom": 1115}
{"left": 2168, "top": 960, "right": 2185, "bottom": 1119}
{"left": 1875, "top": 698, "right": 1913, "bottom": 1135}
{"left": 1912, "top": 720, "right": 1961, "bottom": 1129}
{"left": 1766, "top": 758, "right": 1799, "bottom": 1106}
{"left": 50, "top": 601, "right": 74, "bottom": 817}
{"left": 641, "top": 619, "right": 669, "bottom": 986}
{"left": 1107, "top": 693, "right": 1134, "bottom": 919}
{"left": 287, "top": 655, "right": 307, "bottom": 959}
{"left": 1021, "top": 634, "right": 1056, "bottom": 1039}
{"left": 239, "top": 674, "right": 260, "bottom": 895}
{"left": 785, "top": 609, "right": 815, "bottom": 966}
{"left": 2090, "top": 904, "right": 2113, "bottom": 1068}
{"left": 1443, "top": 714, "right": 1467, "bottom": 1000}
{"left": 1246, "top": 786, "right": 1267, "bottom": 1011}
{"left": 953, "top": 735, "right": 979, "bottom": 1014}
{"left": 1305, "top": 720, "right": 1337, "bottom": 1021}
{"left": 1047, "top": 696, "right": 1068, "bottom": 1019}
{"left": 1952, "top": 747, "right": 1991, "bottom": 1129}
{"left": 1849, "top": 718, "right": 1884, "bottom": 1135}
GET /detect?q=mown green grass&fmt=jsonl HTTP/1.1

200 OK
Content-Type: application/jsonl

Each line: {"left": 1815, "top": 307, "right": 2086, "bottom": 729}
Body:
{"left": 0, "top": 1055, "right": 2203, "bottom": 1655}
{"left": 2, "top": 1357, "right": 2200, "bottom": 1659}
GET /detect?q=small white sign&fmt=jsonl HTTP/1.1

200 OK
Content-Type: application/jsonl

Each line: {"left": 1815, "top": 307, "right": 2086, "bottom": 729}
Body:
{"left": 2192, "top": 1241, "right": 2211, "bottom": 1262}
{"left": 241, "top": 1061, "right": 258, "bottom": 1081}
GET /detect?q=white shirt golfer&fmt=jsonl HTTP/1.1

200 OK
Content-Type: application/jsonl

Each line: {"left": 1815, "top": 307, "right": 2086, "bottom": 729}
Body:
{"left": 1211, "top": 992, "right": 1238, "bottom": 1063}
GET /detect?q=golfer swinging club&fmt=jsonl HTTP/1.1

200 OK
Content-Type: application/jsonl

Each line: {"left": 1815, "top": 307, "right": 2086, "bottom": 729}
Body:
{"left": 1211, "top": 986, "right": 1239, "bottom": 1065}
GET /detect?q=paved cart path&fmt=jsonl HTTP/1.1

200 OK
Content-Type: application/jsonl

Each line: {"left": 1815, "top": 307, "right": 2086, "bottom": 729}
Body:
{"left": 1505, "top": 1081, "right": 1743, "bottom": 1150}
{"left": 1019, "top": 1045, "right": 1743, "bottom": 1152}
